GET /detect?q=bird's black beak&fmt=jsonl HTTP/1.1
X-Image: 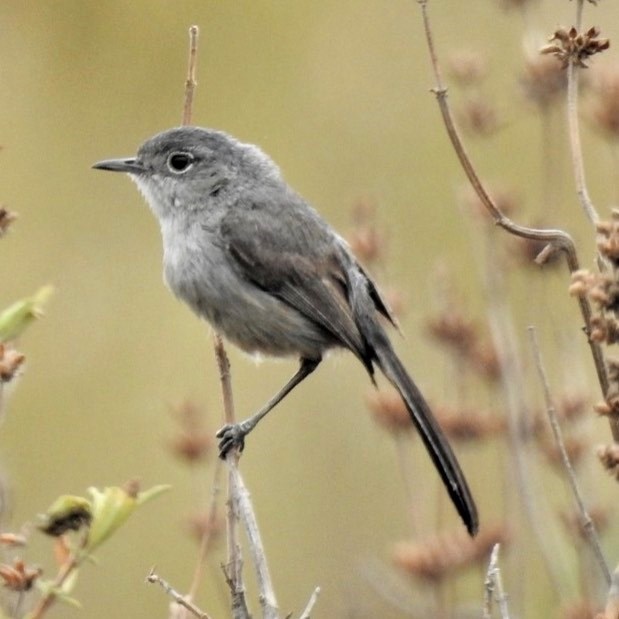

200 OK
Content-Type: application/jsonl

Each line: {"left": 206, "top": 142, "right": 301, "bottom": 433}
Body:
{"left": 92, "top": 157, "right": 145, "bottom": 174}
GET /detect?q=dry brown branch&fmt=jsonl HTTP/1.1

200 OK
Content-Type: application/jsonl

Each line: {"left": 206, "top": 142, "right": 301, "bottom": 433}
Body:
{"left": 182, "top": 26, "right": 199, "bottom": 127}
{"left": 213, "top": 336, "right": 248, "bottom": 619}
{"left": 416, "top": 0, "right": 616, "bottom": 440}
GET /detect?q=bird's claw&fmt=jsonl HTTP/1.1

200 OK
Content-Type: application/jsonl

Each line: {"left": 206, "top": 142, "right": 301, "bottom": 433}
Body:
{"left": 216, "top": 423, "right": 247, "bottom": 459}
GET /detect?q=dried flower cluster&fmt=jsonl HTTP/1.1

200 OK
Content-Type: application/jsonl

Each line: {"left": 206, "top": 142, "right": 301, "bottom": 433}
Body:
{"left": 186, "top": 510, "right": 224, "bottom": 544}
{"left": 347, "top": 201, "right": 406, "bottom": 320}
{"left": 521, "top": 55, "right": 567, "bottom": 109}
{"left": 433, "top": 404, "right": 505, "bottom": 441}
{"left": 0, "top": 208, "right": 16, "bottom": 237}
{"left": 446, "top": 50, "right": 487, "bottom": 87}
{"left": 589, "top": 67, "right": 619, "bottom": 141}
{"left": 367, "top": 388, "right": 412, "bottom": 434}
{"left": 559, "top": 505, "right": 609, "bottom": 541}
{"left": 392, "top": 524, "right": 508, "bottom": 581}
{"left": 167, "top": 400, "right": 213, "bottom": 463}
{"left": 569, "top": 215, "right": 619, "bottom": 421}
{"left": 457, "top": 99, "right": 500, "bottom": 137}
{"left": 347, "top": 201, "right": 387, "bottom": 267}
{"left": 426, "top": 311, "right": 501, "bottom": 382}
{"left": 461, "top": 183, "right": 520, "bottom": 222}
{"left": 0, "top": 344, "right": 24, "bottom": 383}
{"left": 533, "top": 392, "right": 590, "bottom": 470}
{"left": 541, "top": 27, "right": 609, "bottom": 69}
{"left": 596, "top": 443, "right": 619, "bottom": 480}
{"left": 0, "top": 560, "right": 41, "bottom": 592}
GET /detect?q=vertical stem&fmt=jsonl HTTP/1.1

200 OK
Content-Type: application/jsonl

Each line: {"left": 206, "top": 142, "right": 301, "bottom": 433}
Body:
{"left": 527, "top": 326, "right": 611, "bottom": 585}
{"left": 182, "top": 26, "right": 199, "bottom": 126}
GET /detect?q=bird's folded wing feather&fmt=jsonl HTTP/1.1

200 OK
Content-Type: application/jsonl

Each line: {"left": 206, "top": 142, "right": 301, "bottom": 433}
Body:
{"left": 218, "top": 197, "right": 368, "bottom": 360}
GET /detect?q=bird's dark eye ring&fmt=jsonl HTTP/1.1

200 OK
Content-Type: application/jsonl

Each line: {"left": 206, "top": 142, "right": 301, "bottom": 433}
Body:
{"left": 167, "top": 152, "right": 195, "bottom": 173}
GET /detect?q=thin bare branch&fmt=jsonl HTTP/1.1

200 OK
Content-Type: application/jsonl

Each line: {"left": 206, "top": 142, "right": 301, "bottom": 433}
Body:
{"left": 147, "top": 567, "right": 212, "bottom": 619}
{"left": 483, "top": 544, "right": 510, "bottom": 619}
{"left": 482, "top": 236, "right": 564, "bottom": 598}
{"left": 228, "top": 462, "right": 279, "bottom": 619}
{"left": 186, "top": 460, "right": 224, "bottom": 602}
{"left": 182, "top": 26, "right": 199, "bottom": 126}
{"left": 299, "top": 587, "right": 321, "bottom": 619}
{"left": 527, "top": 326, "right": 611, "bottom": 585}
{"left": 212, "top": 334, "right": 249, "bottom": 618}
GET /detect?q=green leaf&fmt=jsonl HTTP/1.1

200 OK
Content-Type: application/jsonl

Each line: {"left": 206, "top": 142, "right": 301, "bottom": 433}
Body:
{"left": 84, "top": 482, "right": 170, "bottom": 552}
{"left": 37, "top": 495, "right": 92, "bottom": 537}
{"left": 0, "top": 285, "right": 53, "bottom": 342}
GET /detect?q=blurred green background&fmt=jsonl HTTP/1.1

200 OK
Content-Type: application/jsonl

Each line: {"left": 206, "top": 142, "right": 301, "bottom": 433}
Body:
{"left": 1, "top": 1, "right": 619, "bottom": 617}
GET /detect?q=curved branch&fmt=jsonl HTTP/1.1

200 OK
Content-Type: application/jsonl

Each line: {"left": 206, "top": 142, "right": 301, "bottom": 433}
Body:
{"left": 416, "top": 0, "right": 616, "bottom": 439}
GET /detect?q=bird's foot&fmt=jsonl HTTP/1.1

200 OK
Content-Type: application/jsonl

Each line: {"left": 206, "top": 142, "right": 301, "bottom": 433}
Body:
{"left": 216, "top": 422, "right": 249, "bottom": 459}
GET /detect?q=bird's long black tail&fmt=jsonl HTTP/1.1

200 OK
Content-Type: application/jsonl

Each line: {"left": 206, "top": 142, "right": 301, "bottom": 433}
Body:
{"left": 374, "top": 337, "right": 479, "bottom": 536}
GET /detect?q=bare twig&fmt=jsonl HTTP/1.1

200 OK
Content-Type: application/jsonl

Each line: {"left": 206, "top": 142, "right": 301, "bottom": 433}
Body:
{"left": 483, "top": 544, "right": 510, "bottom": 619}
{"left": 482, "top": 236, "right": 564, "bottom": 598}
{"left": 213, "top": 335, "right": 249, "bottom": 619}
{"left": 186, "top": 460, "right": 224, "bottom": 602}
{"left": 416, "top": 0, "right": 616, "bottom": 440}
{"left": 527, "top": 326, "right": 611, "bottom": 585}
{"left": 182, "top": 26, "right": 199, "bottom": 127}
{"left": 29, "top": 552, "right": 79, "bottom": 619}
{"left": 214, "top": 334, "right": 236, "bottom": 429}
{"left": 229, "top": 463, "right": 279, "bottom": 619}
{"left": 565, "top": 0, "right": 600, "bottom": 226}
{"left": 147, "top": 567, "right": 212, "bottom": 619}
{"left": 299, "top": 587, "right": 321, "bottom": 619}
{"left": 566, "top": 58, "right": 599, "bottom": 226}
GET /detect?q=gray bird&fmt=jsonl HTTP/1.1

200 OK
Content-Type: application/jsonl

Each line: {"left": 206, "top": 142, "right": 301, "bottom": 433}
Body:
{"left": 93, "top": 126, "right": 479, "bottom": 535}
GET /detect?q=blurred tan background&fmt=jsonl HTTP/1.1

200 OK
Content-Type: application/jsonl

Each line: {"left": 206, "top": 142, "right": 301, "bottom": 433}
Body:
{"left": 1, "top": 1, "right": 619, "bottom": 617}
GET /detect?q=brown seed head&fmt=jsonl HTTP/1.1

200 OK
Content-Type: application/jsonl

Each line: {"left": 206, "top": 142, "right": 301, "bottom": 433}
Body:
{"left": 460, "top": 183, "right": 520, "bottom": 222}
{"left": 511, "top": 235, "right": 562, "bottom": 270}
{"left": 0, "top": 533, "right": 27, "bottom": 547}
{"left": 589, "top": 67, "right": 619, "bottom": 140}
{"left": 392, "top": 524, "right": 508, "bottom": 582}
{"left": 540, "top": 434, "right": 587, "bottom": 469}
{"left": 447, "top": 49, "right": 487, "bottom": 87}
{"left": 470, "top": 341, "right": 502, "bottom": 382}
{"left": 521, "top": 54, "right": 567, "bottom": 108}
{"left": 186, "top": 510, "right": 224, "bottom": 544}
{"left": 347, "top": 200, "right": 387, "bottom": 267}
{"left": 168, "top": 400, "right": 213, "bottom": 463}
{"left": 367, "top": 389, "right": 412, "bottom": 434}
{"left": 559, "top": 505, "right": 609, "bottom": 541}
{"left": 456, "top": 99, "right": 500, "bottom": 138}
{"left": 541, "top": 27, "right": 610, "bottom": 69}
{"left": 0, "top": 344, "right": 25, "bottom": 383}
{"left": 123, "top": 478, "right": 140, "bottom": 499}
{"left": 0, "top": 559, "right": 41, "bottom": 592}
{"left": 434, "top": 405, "right": 505, "bottom": 441}
{"left": 0, "top": 208, "right": 16, "bottom": 237}
{"left": 426, "top": 312, "right": 478, "bottom": 355}
{"left": 597, "top": 443, "right": 619, "bottom": 480}
{"left": 556, "top": 393, "right": 589, "bottom": 422}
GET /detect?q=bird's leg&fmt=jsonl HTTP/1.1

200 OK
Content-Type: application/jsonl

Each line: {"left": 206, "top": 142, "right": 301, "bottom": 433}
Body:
{"left": 216, "top": 356, "right": 321, "bottom": 458}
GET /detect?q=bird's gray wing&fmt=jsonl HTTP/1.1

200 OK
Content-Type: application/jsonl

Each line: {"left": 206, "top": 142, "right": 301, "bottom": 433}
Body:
{"left": 218, "top": 194, "right": 372, "bottom": 366}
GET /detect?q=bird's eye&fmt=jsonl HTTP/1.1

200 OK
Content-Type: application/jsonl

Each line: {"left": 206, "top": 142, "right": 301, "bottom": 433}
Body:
{"left": 167, "top": 152, "right": 195, "bottom": 173}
